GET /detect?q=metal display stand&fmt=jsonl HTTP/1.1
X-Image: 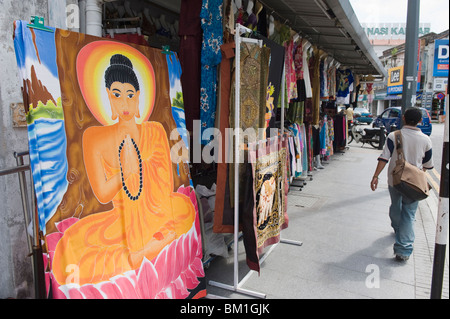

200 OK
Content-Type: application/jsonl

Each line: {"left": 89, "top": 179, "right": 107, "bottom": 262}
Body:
{"left": 0, "top": 151, "right": 46, "bottom": 299}
{"left": 208, "top": 24, "right": 302, "bottom": 299}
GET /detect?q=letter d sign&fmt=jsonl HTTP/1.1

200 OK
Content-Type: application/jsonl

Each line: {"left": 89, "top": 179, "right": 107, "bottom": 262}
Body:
{"left": 438, "top": 45, "right": 449, "bottom": 59}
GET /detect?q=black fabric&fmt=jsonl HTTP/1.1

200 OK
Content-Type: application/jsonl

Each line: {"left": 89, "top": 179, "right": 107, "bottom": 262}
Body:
{"left": 254, "top": 34, "right": 285, "bottom": 137}
{"left": 312, "top": 125, "right": 320, "bottom": 156}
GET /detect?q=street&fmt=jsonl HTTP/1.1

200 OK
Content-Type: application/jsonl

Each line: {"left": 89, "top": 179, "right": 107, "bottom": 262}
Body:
{"left": 205, "top": 141, "right": 449, "bottom": 299}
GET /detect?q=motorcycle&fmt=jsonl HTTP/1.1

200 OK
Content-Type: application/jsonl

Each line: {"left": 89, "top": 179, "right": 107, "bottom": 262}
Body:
{"left": 348, "top": 120, "right": 386, "bottom": 149}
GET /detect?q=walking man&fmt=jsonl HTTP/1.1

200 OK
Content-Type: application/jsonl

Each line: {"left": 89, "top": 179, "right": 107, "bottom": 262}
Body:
{"left": 370, "top": 108, "right": 433, "bottom": 261}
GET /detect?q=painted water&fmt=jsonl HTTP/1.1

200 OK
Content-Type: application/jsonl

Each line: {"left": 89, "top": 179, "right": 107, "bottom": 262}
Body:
{"left": 28, "top": 118, "right": 68, "bottom": 234}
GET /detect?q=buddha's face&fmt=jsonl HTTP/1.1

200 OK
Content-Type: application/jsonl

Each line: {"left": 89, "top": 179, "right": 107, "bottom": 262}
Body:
{"left": 106, "top": 81, "right": 140, "bottom": 122}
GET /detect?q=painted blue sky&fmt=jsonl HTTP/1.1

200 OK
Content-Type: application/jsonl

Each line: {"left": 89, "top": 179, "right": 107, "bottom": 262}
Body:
{"left": 14, "top": 20, "right": 61, "bottom": 100}
{"left": 14, "top": 20, "right": 58, "bottom": 78}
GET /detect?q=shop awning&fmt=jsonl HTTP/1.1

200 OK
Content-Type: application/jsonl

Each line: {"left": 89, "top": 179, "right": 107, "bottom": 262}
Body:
{"left": 259, "top": 0, "right": 388, "bottom": 78}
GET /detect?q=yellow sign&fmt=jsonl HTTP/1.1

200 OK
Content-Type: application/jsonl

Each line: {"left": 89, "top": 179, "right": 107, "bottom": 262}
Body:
{"left": 387, "top": 66, "right": 404, "bottom": 94}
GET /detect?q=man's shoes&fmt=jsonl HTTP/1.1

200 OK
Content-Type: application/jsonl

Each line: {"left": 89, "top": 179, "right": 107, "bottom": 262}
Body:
{"left": 395, "top": 254, "right": 410, "bottom": 262}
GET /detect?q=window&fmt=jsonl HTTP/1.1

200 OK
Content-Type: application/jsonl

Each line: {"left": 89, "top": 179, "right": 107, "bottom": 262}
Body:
{"left": 390, "top": 109, "right": 400, "bottom": 118}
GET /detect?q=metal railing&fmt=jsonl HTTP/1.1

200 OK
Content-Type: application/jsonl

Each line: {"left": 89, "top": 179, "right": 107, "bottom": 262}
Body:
{"left": 0, "top": 151, "right": 46, "bottom": 299}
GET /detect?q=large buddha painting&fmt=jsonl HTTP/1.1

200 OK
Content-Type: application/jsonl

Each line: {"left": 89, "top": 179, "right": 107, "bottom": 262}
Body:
{"left": 14, "top": 20, "right": 205, "bottom": 299}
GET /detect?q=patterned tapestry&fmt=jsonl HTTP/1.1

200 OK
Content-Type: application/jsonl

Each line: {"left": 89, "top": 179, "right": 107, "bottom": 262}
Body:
{"left": 246, "top": 137, "right": 289, "bottom": 272}
{"left": 13, "top": 20, "right": 206, "bottom": 299}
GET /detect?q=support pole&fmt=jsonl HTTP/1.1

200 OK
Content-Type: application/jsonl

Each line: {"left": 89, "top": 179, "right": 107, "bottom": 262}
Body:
{"left": 430, "top": 75, "right": 449, "bottom": 299}
{"left": 208, "top": 24, "right": 266, "bottom": 299}
{"left": 400, "top": 0, "right": 420, "bottom": 120}
{"left": 208, "top": 24, "right": 302, "bottom": 298}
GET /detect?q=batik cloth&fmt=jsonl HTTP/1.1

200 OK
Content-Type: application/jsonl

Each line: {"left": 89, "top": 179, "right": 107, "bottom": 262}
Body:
{"left": 326, "top": 116, "right": 335, "bottom": 158}
{"left": 200, "top": 0, "right": 223, "bottom": 144}
{"left": 327, "top": 58, "right": 336, "bottom": 98}
{"left": 284, "top": 40, "right": 298, "bottom": 101}
{"left": 14, "top": 20, "right": 206, "bottom": 299}
{"left": 294, "top": 40, "right": 303, "bottom": 80}
{"left": 336, "top": 68, "right": 354, "bottom": 98}
{"left": 228, "top": 41, "right": 270, "bottom": 210}
{"left": 300, "top": 124, "right": 309, "bottom": 175}
{"left": 312, "top": 48, "right": 324, "bottom": 126}
{"left": 246, "top": 137, "right": 289, "bottom": 272}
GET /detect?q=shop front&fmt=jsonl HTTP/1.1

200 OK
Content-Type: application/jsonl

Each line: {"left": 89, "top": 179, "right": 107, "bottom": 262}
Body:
{"left": 9, "top": 0, "right": 385, "bottom": 299}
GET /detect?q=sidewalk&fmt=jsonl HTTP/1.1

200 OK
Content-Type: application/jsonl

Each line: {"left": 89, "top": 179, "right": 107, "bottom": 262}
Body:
{"left": 204, "top": 144, "right": 449, "bottom": 299}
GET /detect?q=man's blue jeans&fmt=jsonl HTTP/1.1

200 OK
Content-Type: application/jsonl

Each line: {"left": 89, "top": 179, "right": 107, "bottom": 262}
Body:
{"left": 388, "top": 186, "right": 419, "bottom": 257}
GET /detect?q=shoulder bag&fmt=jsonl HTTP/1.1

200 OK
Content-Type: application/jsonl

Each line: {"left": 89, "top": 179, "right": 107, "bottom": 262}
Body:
{"left": 392, "top": 130, "right": 430, "bottom": 201}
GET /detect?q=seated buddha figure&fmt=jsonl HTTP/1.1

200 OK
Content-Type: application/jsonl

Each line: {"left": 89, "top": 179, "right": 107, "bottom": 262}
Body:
{"left": 52, "top": 54, "right": 195, "bottom": 286}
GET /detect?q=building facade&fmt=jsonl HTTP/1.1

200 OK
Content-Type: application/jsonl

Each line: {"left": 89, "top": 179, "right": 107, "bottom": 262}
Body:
{"left": 367, "top": 30, "right": 449, "bottom": 119}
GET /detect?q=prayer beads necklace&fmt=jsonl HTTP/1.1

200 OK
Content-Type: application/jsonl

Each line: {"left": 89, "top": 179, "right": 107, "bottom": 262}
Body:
{"left": 118, "top": 138, "right": 143, "bottom": 201}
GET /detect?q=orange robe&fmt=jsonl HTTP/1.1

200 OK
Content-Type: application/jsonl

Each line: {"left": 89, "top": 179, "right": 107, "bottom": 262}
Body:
{"left": 52, "top": 122, "right": 195, "bottom": 285}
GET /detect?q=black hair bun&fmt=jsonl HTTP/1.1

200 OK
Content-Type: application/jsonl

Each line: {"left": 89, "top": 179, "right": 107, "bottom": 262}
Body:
{"left": 110, "top": 54, "right": 133, "bottom": 69}
{"left": 105, "top": 54, "right": 140, "bottom": 91}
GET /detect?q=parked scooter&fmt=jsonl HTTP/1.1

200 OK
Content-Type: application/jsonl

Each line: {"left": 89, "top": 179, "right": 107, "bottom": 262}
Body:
{"left": 348, "top": 120, "right": 386, "bottom": 149}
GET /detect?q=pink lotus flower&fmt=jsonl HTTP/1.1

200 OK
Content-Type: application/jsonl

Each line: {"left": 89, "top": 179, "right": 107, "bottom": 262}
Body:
{"left": 43, "top": 186, "right": 205, "bottom": 299}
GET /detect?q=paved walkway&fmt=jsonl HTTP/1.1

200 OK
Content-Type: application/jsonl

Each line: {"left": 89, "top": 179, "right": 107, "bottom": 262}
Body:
{"left": 204, "top": 144, "right": 449, "bottom": 299}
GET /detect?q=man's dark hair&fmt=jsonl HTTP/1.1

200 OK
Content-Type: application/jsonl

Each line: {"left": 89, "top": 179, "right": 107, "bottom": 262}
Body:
{"left": 404, "top": 108, "right": 422, "bottom": 126}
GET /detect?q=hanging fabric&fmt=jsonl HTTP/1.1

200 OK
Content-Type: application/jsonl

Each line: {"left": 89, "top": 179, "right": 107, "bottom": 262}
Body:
{"left": 200, "top": 0, "right": 223, "bottom": 144}
{"left": 257, "top": 35, "right": 285, "bottom": 136}
{"left": 300, "top": 124, "right": 309, "bottom": 175}
{"left": 213, "top": 41, "right": 236, "bottom": 234}
{"left": 284, "top": 39, "right": 297, "bottom": 101}
{"left": 179, "top": 0, "right": 203, "bottom": 133}
{"left": 326, "top": 116, "right": 334, "bottom": 159}
{"left": 14, "top": 20, "right": 206, "bottom": 299}
{"left": 302, "top": 39, "right": 313, "bottom": 99}
{"left": 247, "top": 137, "right": 289, "bottom": 272}
{"left": 228, "top": 41, "right": 270, "bottom": 208}
{"left": 336, "top": 68, "right": 354, "bottom": 105}
{"left": 213, "top": 40, "right": 270, "bottom": 233}
{"left": 312, "top": 48, "right": 325, "bottom": 125}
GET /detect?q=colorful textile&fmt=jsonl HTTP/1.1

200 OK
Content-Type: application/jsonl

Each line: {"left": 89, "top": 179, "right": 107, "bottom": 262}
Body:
{"left": 307, "top": 124, "right": 314, "bottom": 171}
{"left": 284, "top": 40, "right": 297, "bottom": 101}
{"left": 302, "top": 39, "right": 313, "bottom": 99}
{"left": 247, "top": 137, "right": 289, "bottom": 272}
{"left": 290, "top": 124, "right": 303, "bottom": 177}
{"left": 336, "top": 68, "right": 354, "bottom": 98}
{"left": 14, "top": 20, "right": 206, "bottom": 299}
{"left": 300, "top": 124, "right": 309, "bottom": 175}
{"left": 327, "top": 57, "right": 336, "bottom": 98}
{"left": 319, "top": 119, "right": 327, "bottom": 155}
{"left": 213, "top": 41, "right": 271, "bottom": 234}
{"left": 287, "top": 100, "right": 304, "bottom": 125}
{"left": 294, "top": 41, "right": 303, "bottom": 80}
{"left": 326, "top": 117, "right": 334, "bottom": 158}
{"left": 200, "top": 0, "right": 223, "bottom": 144}
{"left": 228, "top": 42, "right": 270, "bottom": 209}
{"left": 312, "top": 48, "right": 324, "bottom": 125}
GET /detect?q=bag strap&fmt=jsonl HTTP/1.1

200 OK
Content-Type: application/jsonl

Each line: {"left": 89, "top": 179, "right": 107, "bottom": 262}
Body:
{"left": 395, "top": 130, "right": 405, "bottom": 160}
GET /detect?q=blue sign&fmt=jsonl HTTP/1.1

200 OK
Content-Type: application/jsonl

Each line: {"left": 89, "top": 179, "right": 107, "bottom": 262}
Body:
{"left": 433, "top": 39, "right": 449, "bottom": 77}
{"left": 387, "top": 85, "right": 403, "bottom": 95}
